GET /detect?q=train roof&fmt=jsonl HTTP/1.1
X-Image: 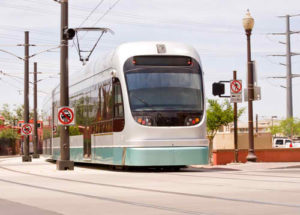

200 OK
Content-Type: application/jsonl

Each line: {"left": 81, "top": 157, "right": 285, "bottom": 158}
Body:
{"left": 112, "top": 41, "right": 200, "bottom": 63}
{"left": 51, "top": 41, "right": 201, "bottom": 97}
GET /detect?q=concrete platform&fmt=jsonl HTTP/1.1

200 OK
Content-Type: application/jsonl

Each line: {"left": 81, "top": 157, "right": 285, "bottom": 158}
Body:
{"left": 1, "top": 156, "right": 300, "bottom": 215}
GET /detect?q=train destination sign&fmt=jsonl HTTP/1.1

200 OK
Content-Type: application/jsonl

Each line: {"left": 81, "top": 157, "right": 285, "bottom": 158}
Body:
{"left": 57, "top": 107, "right": 75, "bottom": 126}
{"left": 21, "top": 123, "right": 33, "bottom": 136}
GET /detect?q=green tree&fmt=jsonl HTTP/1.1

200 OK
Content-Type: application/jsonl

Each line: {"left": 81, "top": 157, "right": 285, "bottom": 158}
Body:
{"left": 269, "top": 118, "right": 300, "bottom": 137}
{"left": 206, "top": 99, "right": 245, "bottom": 162}
{"left": 0, "top": 104, "right": 14, "bottom": 124}
{"left": 269, "top": 125, "right": 281, "bottom": 136}
{"left": 14, "top": 105, "right": 24, "bottom": 121}
{"left": 0, "top": 129, "right": 20, "bottom": 155}
{"left": 0, "top": 128, "right": 20, "bottom": 140}
{"left": 0, "top": 104, "right": 35, "bottom": 126}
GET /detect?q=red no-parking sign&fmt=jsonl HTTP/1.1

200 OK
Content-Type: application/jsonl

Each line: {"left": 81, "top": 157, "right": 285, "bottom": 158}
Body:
{"left": 21, "top": 123, "right": 33, "bottom": 136}
{"left": 230, "top": 80, "right": 243, "bottom": 103}
{"left": 230, "top": 80, "right": 242, "bottom": 94}
{"left": 57, "top": 107, "right": 75, "bottom": 126}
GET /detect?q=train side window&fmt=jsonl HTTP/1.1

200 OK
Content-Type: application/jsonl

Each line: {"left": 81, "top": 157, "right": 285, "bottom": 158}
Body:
{"left": 114, "top": 83, "right": 124, "bottom": 118}
{"left": 113, "top": 78, "right": 125, "bottom": 132}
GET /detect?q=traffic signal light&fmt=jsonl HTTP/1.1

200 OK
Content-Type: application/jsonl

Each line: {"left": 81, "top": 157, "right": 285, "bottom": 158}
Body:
{"left": 212, "top": 82, "right": 225, "bottom": 96}
{"left": 63, "top": 28, "right": 75, "bottom": 40}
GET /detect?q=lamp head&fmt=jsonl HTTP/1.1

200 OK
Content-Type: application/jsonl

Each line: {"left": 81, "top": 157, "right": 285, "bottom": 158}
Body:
{"left": 243, "top": 9, "right": 254, "bottom": 31}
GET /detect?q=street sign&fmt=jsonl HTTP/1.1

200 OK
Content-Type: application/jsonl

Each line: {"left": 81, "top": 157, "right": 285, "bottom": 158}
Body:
{"left": 57, "top": 107, "right": 75, "bottom": 126}
{"left": 21, "top": 123, "right": 33, "bottom": 136}
{"left": 230, "top": 80, "right": 242, "bottom": 94}
{"left": 244, "top": 87, "right": 261, "bottom": 101}
{"left": 230, "top": 80, "right": 242, "bottom": 103}
{"left": 231, "top": 94, "right": 243, "bottom": 103}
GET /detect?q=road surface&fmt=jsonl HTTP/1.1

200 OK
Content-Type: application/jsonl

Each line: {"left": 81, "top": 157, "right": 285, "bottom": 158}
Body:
{"left": 1, "top": 156, "right": 300, "bottom": 215}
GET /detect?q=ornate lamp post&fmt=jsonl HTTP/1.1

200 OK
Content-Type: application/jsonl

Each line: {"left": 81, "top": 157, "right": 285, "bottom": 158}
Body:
{"left": 243, "top": 10, "right": 257, "bottom": 162}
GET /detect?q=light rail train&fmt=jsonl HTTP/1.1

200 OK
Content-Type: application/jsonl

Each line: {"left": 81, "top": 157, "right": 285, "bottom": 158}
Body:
{"left": 43, "top": 41, "right": 209, "bottom": 167}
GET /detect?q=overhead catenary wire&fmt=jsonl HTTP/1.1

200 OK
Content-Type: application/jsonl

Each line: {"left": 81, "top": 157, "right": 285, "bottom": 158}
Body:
{"left": 79, "top": 0, "right": 121, "bottom": 41}
{"left": 78, "top": 0, "right": 105, "bottom": 28}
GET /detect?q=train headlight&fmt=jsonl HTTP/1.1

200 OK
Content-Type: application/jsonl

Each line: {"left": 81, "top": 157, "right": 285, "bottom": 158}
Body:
{"left": 185, "top": 116, "right": 201, "bottom": 126}
{"left": 134, "top": 116, "right": 153, "bottom": 126}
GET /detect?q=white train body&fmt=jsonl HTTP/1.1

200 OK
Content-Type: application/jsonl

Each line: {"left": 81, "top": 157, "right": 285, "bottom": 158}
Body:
{"left": 44, "top": 41, "right": 209, "bottom": 166}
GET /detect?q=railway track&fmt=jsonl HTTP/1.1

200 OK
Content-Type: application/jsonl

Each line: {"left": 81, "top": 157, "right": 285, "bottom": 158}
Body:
{"left": 1, "top": 165, "right": 300, "bottom": 211}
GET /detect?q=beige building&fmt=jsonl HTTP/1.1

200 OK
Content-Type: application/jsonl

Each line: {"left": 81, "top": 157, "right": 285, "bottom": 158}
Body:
{"left": 218, "top": 118, "right": 280, "bottom": 134}
{"left": 214, "top": 118, "right": 280, "bottom": 150}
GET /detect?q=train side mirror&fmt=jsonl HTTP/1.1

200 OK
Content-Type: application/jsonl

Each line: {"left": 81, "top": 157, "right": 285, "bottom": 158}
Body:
{"left": 212, "top": 82, "right": 225, "bottom": 96}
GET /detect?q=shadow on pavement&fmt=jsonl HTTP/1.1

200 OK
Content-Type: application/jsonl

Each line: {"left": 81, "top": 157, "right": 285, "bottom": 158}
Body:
{"left": 46, "top": 159, "right": 240, "bottom": 173}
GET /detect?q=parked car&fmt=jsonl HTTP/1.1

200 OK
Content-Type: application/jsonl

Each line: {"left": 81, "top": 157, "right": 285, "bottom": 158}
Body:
{"left": 273, "top": 138, "right": 293, "bottom": 148}
{"left": 293, "top": 140, "right": 300, "bottom": 148}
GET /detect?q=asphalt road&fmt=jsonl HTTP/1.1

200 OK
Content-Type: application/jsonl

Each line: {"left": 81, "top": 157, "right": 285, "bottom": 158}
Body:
{"left": 1, "top": 156, "right": 300, "bottom": 215}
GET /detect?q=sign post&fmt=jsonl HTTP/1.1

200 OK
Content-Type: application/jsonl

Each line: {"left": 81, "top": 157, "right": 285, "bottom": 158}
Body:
{"left": 231, "top": 71, "right": 241, "bottom": 163}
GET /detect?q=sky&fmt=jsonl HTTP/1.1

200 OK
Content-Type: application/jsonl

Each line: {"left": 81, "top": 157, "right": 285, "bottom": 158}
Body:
{"left": 0, "top": 0, "right": 300, "bottom": 121}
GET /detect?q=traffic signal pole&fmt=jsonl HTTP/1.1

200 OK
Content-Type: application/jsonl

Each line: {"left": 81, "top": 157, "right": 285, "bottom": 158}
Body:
{"left": 56, "top": 0, "right": 74, "bottom": 170}
{"left": 32, "top": 62, "right": 40, "bottom": 159}
{"left": 22, "top": 31, "right": 32, "bottom": 162}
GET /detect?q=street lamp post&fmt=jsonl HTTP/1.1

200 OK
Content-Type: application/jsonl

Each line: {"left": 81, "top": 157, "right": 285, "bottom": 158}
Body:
{"left": 243, "top": 10, "right": 257, "bottom": 162}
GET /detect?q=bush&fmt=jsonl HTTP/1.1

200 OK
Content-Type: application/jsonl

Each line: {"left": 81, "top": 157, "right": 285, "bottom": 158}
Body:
{"left": 0, "top": 129, "right": 20, "bottom": 141}
{"left": 0, "top": 129, "right": 20, "bottom": 155}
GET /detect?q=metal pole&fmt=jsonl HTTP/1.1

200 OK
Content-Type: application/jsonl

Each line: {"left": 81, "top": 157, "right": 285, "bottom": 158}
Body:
{"left": 22, "top": 31, "right": 32, "bottom": 162}
{"left": 246, "top": 30, "right": 257, "bottom": 162}
{"left": 256, "top": 114, "right": 258, "bottom": 133}
{"left": 286, "top": 15, "right": 293, "bottom": 119}
{"left": 233, "top": 70, "right": 238, "bottom": 163}
{"left": 32, "top": 62, "right": 40, "bottom": 158}
{"left": 56, "top": 0, "right": 74, "bottom": 170}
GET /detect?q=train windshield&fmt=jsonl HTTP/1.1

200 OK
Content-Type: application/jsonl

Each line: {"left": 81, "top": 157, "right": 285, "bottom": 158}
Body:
{"left": 126, "top": 68, "right": 203, "bottom": 112}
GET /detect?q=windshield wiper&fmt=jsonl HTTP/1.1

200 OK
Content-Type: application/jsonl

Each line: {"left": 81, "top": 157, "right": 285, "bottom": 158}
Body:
{"left": 130, "top": 93, "right": 151, "bottom": 107}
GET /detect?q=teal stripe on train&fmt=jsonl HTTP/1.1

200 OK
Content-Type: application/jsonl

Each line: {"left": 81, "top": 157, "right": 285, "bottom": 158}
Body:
{"left": 92, "top": 147, "right": 124, "bottom": 165}
{"left": 125, "top": 147, "right": 209, "bottom": 166}
{"left": 52, "top": 148, "right": 84, "bottom": 162}
{"left": 52, "top": 146, "right": 208, "bottom": 166}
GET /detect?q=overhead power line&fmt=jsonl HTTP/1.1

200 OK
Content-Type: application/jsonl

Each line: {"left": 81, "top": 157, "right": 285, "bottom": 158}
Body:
{"left": 78, "top": 0, "right": 105, "bottom": 28}
{"left": 92, "top": 0, "right": 121, "bottom": 27}
{"left": 79, "top": 0, "right": 121, "bottom": 42}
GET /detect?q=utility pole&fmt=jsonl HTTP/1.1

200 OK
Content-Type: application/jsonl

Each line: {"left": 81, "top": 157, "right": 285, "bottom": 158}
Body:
{"left": 233, "top": 70, "right": 238, "bottom": 163}
{"left": 56, "top": 0, "right": 74, "bottom": 170}
{"left": 268, "top": 14, "right": 300, "bottom": 119}
{"left": 285, "top": 15, "right": 293, "bottom": 118}
{"left": 22, "top": 31, "right": 32, "bottom": 162}
{"left": 32, "top": 62, "right": 40, "bottom": 159}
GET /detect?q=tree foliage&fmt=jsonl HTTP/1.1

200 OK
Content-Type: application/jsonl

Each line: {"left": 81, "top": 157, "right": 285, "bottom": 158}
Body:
{"left": 270, "top": 118, "right": 300, "bottom": 137}
{"left": 0, "top": 104, "right": 14, "bottom": 124}
{"left": 206, "top": 99, "right": 244, "bottom": 141}
{"left": 0, "top": 104, "right": 34, "bottom": 125}
{"left": 206, "top": 99, "right": 245, "bottom": 163}
{"left": 0, "top": 129, "right": 20, "bottom": 141}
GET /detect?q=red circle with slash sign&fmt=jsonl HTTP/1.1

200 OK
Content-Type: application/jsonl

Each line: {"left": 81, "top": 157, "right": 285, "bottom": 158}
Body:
{"left": 22, "top": 124, "right": 32, "bottom": 135}
{"left": 230, "top": 80, "right": 242, "bottom": 94}
{"left": 58, "top": 107, "right": 74, "bottom": 125}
